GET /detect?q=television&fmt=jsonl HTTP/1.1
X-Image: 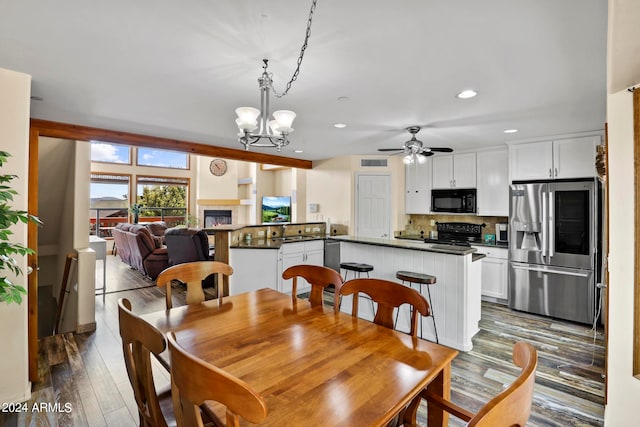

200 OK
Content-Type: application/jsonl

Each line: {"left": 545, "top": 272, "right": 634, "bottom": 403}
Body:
{"left": 262, "top": 196, "right": 291, "bottom": 223}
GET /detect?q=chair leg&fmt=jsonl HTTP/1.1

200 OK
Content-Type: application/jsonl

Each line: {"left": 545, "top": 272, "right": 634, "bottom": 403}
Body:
{"left": 426, "top": 285, "right": 438, "bottom": 344}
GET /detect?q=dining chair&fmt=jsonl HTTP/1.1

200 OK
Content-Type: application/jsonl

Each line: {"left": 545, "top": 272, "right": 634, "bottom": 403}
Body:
{"left": 118, "top": 298, "right": 173, "bottom": 427}
{"left": 402, "top": 341, "right": 538, "bottom": 427}
{"left": 282, "top": 264, "right": 344, "bottom": 311}
{"left": 156, "top": 261, "right": 233, "bottom": 309}
{"left": 339, "top": 278, "right": 430, "bottom": 337}
{"left": 167, "top": 331, "right": 268, "bottom": 427}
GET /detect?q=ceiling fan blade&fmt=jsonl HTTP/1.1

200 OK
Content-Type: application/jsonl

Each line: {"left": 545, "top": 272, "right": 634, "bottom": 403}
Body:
{"left": 418, "top": 151, "right": 435, "bottom": 157}
{"left": 377, "top": 148, "right": 404, "bottom": 152}
{"left": 427, "top": 147, "right": 453, "bottom": 152}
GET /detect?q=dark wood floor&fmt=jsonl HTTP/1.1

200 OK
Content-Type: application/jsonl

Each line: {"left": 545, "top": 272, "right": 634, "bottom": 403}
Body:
{"left": 1, "top": 254, "right": 605, "bottom": 426}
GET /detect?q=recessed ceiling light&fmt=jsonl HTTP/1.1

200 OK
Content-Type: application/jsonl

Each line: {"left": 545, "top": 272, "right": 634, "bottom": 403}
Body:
{"left": 456, "top": 90, "right": 477, "bottom": 99}
{"left": 333, "top": 123, "right": 347, "bottom": 129}
{"left": 294, "top": 150, "right": 304, "bottom": 153}
{"left": 504, "top": 129, "right": 519, "bottom": 134}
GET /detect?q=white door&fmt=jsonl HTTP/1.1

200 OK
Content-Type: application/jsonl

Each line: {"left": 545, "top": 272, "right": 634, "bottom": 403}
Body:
{"left": 356, "top": 174, "right": 391, "bottom": 238}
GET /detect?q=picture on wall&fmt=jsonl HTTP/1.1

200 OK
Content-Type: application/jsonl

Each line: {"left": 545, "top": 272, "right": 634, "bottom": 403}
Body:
{"left": 262, "top": 196, "right": 291, "bottom": 223}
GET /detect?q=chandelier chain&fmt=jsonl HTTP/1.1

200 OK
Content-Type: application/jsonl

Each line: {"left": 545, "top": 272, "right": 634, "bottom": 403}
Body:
{"left": 271, "top": 0, "right": 317, "bottom": 98}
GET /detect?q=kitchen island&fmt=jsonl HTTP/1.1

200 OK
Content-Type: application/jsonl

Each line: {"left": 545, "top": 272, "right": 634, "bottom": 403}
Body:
{"left": 229, "top": 232, "right": 482, "bottom": 351}
{"left": 332, "top": 235, "right": 482, "bottom": 351}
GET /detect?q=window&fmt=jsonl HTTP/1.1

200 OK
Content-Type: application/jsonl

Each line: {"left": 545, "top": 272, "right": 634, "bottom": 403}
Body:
{"left": 137, "top": 147, "right": 189, "bottom": 169}
{"left": 136, "top": 176, "right": 189, "bottom": 227}
{"left": 91, "top": 141, "right": 131, "bottom": 164}
{"left": 90, "top": 174, "right": 131, "bottom": 237}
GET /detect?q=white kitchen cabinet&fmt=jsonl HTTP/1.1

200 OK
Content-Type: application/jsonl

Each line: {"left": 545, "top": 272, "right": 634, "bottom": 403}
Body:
{"left": 476, "top": 148, "right": 509, "bottom": 216}
{"left": 553, "top": 136, "right": 600, "bottom": 179}
{"left": 473, "top": 246, "right": 508, "bottom": 302}
{"left": 278, "top": 240, "right": 324, "bottom": 294}
{"left": 509, "top": 135, "right": 600, "bottom": 181}
{"left": 228, "top": 249, "right": 279, "bottom": 295}
{"left": 432, "top": 153, "right": 476, "bottom": 189}
{"left": 405, "top": 159, "right": 431, "bottom": 214}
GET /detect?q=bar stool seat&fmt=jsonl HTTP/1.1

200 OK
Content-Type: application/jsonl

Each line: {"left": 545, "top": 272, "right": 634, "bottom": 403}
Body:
{"left": 396, "top": 271, "right": 436, "bottom": 285}
{"left": 340, "top": 262, "right": 374, "bottom": 274}
{"left": 395, "top": 270, "right": 438, "bottom": 343}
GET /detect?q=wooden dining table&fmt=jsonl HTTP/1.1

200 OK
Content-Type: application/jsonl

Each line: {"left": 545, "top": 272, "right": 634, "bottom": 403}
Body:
{"left": 140, "top": 288, "right": 458, "bottom": 427}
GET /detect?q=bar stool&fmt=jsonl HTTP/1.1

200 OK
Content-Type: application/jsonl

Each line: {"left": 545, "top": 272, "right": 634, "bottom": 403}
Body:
{"left": 395, "top": 270, "right": 438, "bottom": 343}
{"left": 340, "top": 262, "right": 375, "bottom": 312}
{"left": 340, "top": 262, "right": 374, "bottom": 280}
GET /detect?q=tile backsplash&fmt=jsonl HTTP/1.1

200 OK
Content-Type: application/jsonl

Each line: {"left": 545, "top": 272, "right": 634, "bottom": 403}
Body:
{"left": 397, "top": 214, "right": 508, "bottom": 240}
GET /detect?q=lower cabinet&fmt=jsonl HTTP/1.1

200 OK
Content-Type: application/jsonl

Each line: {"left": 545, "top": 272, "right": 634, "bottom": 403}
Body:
{"left": 472, "top": 246, "right": 508, "bottom": 302}
{"left": 229, "top": 240, "right": 325, "bottom": 296}
{"left": 228, "top": 249, "right": 279, "bottom": 295}
{"left": 278, "top": 240, "right": 324, "bottom": 294}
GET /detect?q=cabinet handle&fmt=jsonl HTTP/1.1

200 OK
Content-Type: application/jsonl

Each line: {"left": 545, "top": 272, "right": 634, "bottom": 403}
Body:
{"left": 554, "top": 167, "right": 558, "bottom": 177}
{"left": 548, "top": 168, "right": 552, "bottom": 178}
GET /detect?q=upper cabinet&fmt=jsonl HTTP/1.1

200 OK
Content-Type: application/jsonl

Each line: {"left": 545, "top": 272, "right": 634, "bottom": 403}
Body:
{"left": 432, "top": 153, "right": 477, "bottom": 189}
{"left": 509, "top": 135, "right": 601, "bottom": 181}
{"left": 476, "top": 148, "right": 509, "bottom": 216}
{"left": 405, "top": 158, "right": 431, "bottom": 214}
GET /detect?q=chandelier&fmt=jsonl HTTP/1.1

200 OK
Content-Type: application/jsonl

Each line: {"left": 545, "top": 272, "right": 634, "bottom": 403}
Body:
{"left": 235, "top": 0, "right": 318, "bottom": 152}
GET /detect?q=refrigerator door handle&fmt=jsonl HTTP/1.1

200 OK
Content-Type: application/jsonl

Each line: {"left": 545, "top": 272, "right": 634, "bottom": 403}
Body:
{"left": 548, "top": 191, "right": 554, "bottom": 257}
{"left": 511, "top": 263, "right": 591, "bottom": 277}
{"left": 541, "top": 192, "right": 548, "bottom": 259}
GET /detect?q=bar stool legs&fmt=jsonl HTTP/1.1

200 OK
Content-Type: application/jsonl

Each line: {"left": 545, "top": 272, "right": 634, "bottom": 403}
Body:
{"left": 423, "top": 283, "right": 438, "bottom": 344}
{"left": 341, "top": 263, "right": 375, "bottom": 313}
{"left": 394, "top": 271, "right": 438, "bottom": 344}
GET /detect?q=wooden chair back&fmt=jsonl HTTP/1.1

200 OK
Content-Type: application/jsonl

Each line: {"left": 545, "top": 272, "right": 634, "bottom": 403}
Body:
{"left": 339, "top": 278, "right": 430, "bottom": 337}
{"left": 167, "top": 331, "right": 268, "bottom": 427}
{"left": 282, "top": 264, "right": 344, "bottom": 311}
{"left": 156, "top": 261, "right": 233, "bottom": 309}
{"left": 415, "top": 342, "right": 538, "bottom": 427}
{"left": 117, "top": 298, "right": 169, "bottom": 427}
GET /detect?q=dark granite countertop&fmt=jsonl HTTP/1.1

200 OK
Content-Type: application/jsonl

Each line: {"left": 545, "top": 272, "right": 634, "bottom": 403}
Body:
{"left": 230, "top": 235, "right": 326, "bottom": 249}
{"left": 328, "top": 235, "right": 477, "bottom": 256}
{"left": 472, "top": 253, "right": 487, "bottom": 262}
{"left": 395, "top": 234, "right": 508, "bottom": 249}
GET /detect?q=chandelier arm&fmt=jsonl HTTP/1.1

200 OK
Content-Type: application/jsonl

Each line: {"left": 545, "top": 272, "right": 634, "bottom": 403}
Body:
{"left": 271, "top": 0, "right": 318, "bottom": 98}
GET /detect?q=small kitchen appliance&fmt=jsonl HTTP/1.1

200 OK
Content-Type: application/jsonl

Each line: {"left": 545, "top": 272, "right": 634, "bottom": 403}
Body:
{"left": 496, "top": 223, "right": 508, "bottom": 243}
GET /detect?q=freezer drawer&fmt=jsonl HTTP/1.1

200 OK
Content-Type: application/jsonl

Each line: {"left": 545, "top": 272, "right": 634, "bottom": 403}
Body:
{"left": 508, "top": 262, "right": 595, "bottom": 324}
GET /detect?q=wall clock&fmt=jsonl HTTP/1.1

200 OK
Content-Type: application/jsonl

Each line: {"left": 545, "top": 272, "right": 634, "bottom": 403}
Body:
{"left": 209, "top": 158, "right": 227, "bottom": 176}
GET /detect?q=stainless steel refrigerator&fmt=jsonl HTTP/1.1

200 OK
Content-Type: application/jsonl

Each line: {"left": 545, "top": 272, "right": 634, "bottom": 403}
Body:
{"left": 508, "top": 179, "right": 599, "bottom": 324}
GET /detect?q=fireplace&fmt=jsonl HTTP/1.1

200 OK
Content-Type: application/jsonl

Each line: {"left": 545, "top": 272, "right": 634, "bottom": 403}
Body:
{"left": 204, "top": 210, "right": 232, "bottom": 227}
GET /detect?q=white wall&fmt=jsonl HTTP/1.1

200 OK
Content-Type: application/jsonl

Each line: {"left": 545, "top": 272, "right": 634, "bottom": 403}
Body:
{"left": 604, "top": 88, "right": 640, "bottom": 424}
{"left": 306, "top": 155, "right": 405, "bottom": 232}
{"left": 196, "top": 156, "right": 239, "bottom": 199}
{"left": 0, "top": 68, "right": 31, "bottom": 403}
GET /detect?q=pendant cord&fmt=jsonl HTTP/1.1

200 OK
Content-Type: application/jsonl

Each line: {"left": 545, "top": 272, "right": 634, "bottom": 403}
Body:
{"left": 271, "top": 0, "right": 318, "bottom": 98}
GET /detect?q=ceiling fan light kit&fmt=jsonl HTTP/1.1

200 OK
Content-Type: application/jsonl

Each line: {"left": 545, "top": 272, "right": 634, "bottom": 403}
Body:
{"left": 235, "top": 0, "right": 317, "bottom": 152}
{"left": 378, "top": 126, "right": 453, "bottom": 163}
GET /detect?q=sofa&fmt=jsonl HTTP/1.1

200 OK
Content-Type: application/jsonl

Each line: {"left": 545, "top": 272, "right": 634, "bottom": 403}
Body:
{"left": 113, "top": 223, "right": 169, "bottom": 279}
{"left": 164, "top": 227, "right": 212, "bottom": 266}
{"left": 164, "top": 227, "right": 215, "bottom": 288}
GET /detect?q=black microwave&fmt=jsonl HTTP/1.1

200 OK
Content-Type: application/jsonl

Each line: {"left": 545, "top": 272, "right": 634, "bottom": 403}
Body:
{"left": 431, "top": 189, "right": 476, "bottom": 213}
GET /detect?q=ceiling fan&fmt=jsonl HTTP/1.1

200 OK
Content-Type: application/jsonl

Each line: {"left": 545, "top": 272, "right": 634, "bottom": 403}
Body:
{"left": 377, "top": 126, "right": 453, "bottom": 159}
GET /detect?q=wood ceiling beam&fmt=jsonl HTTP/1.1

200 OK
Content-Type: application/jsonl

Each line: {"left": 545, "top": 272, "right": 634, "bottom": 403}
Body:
{"left": 30, "top": 118, "right": 313, "bottom": 169}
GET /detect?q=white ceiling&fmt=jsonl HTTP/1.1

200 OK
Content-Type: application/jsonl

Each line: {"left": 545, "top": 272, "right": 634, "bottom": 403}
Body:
{"left": 0, "top": 0, "right": 607, "bottom": 161}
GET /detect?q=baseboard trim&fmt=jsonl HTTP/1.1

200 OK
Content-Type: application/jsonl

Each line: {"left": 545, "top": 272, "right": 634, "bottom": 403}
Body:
{"left": 76, "top": 322, "right": 96, "bottom": 333}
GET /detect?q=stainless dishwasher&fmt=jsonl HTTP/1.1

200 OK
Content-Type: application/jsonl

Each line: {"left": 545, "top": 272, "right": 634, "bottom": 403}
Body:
{"left": 324, "top": 239, "right": 341, "bottom": 272}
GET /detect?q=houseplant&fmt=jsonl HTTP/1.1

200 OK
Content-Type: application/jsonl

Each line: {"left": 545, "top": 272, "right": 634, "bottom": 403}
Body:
{"left": 130, "top": 203, "right": 143, "bottom": 224}
{"left": 0, "top": 151, "right": 41, "bottom": 304}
